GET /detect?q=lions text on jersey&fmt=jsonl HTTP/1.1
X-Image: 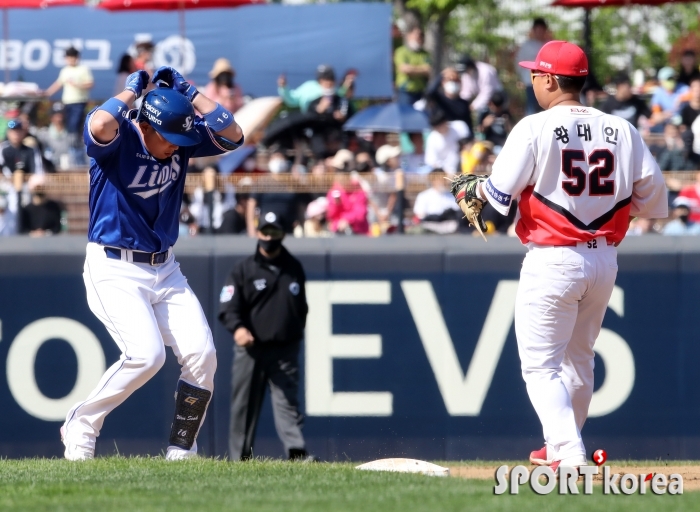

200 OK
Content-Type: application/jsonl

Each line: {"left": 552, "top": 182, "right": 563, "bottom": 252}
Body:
{"left": 84, "top": 108, "right": 239, "bottom": 252}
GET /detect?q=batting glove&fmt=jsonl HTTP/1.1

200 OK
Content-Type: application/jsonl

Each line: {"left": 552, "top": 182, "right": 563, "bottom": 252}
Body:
{"left": 124, "top": 70, "right": 150, "bottom": 99}
{"left": 151, "top": 66, "right": 199, "bottom": 102}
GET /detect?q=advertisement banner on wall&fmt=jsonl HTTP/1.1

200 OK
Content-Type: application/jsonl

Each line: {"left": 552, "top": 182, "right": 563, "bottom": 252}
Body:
{"left": 0, "top": 238, "right": 698, "bottom": 461}
{"left": 2, "top": 3, "right": 392, "bottom": 100}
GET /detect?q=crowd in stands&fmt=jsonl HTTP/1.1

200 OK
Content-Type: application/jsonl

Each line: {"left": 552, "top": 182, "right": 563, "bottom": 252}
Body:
{"left": 3, "top": 20, "right": 700, "bottom": 238}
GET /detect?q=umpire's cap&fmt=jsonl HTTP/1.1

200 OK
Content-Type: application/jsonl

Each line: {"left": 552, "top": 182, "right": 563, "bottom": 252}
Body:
{"left": 258, "top": 211, "right": 285, "bottom": 232}
{"left": 137, "top": 88, "right": 201, "bottom": 147}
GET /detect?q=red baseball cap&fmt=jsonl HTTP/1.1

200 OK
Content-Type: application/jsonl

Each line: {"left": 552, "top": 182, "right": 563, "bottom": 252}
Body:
{"left": 519, "top": 40, "right": 589, "bottom": 77}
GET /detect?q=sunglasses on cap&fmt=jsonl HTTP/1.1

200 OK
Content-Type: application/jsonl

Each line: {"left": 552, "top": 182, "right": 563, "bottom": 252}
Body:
{"left": 6, "top": 119, "right": 23, "bottom": 130}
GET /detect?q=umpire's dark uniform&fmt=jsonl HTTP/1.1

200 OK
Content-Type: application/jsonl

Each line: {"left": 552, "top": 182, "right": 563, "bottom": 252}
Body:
{"left": 218, "top": 215, "right": 309, "bottom": 461}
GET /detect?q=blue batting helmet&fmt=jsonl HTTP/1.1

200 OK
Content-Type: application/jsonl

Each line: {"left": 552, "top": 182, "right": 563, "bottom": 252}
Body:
{"left": 137, "top": 88, "right": 201, "bottom": 147}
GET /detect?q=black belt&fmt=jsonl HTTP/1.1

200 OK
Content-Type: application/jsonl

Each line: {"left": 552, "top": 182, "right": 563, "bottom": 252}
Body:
{"left": 104, "top": 247, "right": 169, "bottom": 265}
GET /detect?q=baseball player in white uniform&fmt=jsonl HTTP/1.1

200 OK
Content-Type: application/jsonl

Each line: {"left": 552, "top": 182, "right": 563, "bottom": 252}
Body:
{"left": 474, "top": 41, "right": 667, "bottom": 470}
{"left": 60, "top": 67, "right": 243, "bottom": 460}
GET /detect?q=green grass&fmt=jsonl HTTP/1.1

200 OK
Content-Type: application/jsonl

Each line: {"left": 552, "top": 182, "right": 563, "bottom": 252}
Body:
{"left": 0, "top": 457, "right": 696, "bottom": 512}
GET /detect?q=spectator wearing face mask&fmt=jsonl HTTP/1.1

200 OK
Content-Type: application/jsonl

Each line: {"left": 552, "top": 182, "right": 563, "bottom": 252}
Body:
{"left": 456, "top": 56, "right": 504, "bottom": 114}
{"left": 307, "top": 85, "right": 353, "bottom": 159}
{"left": 649, "top": 67, "right": 689, "bottom": 132}
{"left": 394, "top": 26, "right": 431, "bottom": 105}
{"left": 278, "top": 65, "right": 351, "bottom": 114}
{"left": 663, "top": 199, "right": 700, "bottom": 235}
{"left": 425, "top": 110, "right": 461, "bottom": 175}
{"left": 351, "top": 150, "right": 396, "bottom": 234}
{"left": 425, "top": 67, "right": 473, "bottom": 135}
{"left": 205, "top": 58, "right": 244, "bottom": 114}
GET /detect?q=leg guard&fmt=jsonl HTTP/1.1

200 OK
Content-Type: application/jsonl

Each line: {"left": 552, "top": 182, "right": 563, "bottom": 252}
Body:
{"left": 169, "top": 380, "right": 212, "bottom": 450}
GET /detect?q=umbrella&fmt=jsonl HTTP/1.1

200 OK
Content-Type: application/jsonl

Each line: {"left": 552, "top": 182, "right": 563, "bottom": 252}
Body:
{"left": 217, "top": 143, "right": 255, "bottom": 174}
{"left": 0, "top": 0, "right": 85, "bottom": 83}
{"left": 343, "top": 102, "right": 429, "bottom": 133}
{"left": 233, "top": 96, "right": 283, "bottom": 146}
{"left": 261, "top": 111, "right": 343, "bottom": 147}
{"left": 98, "top": 0, "right": 263, "bottom": 42}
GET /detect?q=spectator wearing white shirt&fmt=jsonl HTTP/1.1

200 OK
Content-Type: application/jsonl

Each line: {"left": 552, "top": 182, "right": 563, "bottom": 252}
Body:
{"left": 43, "top": 47, "right": 93, "bottom": 166}
{"left": 456, "top": 56, "right": 504, "bottom": 114}
{"left": 413, "top": 168, "right": 460, "bottom": 233}
{"left": 425, "top": 110, "right": 461, "bottom": 175}
{"left": 515, "top": 18, "right": 550, "bottom": 116}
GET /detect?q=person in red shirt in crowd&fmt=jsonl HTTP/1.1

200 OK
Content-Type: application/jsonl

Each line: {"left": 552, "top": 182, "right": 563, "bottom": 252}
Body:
{"left": 677, "top": 171, "right": 700, "bottom": 223}
{"left": 326, "top": 171, "right": 369, "bottom": 235}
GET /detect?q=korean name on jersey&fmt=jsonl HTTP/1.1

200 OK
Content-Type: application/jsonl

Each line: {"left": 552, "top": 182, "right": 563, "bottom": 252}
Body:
{"left": 485, "top": 106, "right": 667, "bottom": 246}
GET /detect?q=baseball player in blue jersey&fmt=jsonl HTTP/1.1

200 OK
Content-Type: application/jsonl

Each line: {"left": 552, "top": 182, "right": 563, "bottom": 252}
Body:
{"left": 60, "top": 68, "right": 243, "bottom": 460}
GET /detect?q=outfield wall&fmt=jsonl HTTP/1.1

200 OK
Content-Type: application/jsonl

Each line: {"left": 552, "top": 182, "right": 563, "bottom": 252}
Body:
{"left": 0, "top": 235, "right": 698, "bottom": 461}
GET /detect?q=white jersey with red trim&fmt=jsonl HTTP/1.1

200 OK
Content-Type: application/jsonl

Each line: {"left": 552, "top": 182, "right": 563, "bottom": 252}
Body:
{"left": 484, "top": 105, "right": 668, "bottom": 245}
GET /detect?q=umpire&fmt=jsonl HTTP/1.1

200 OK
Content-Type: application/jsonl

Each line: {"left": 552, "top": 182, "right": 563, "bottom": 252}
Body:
{"left": 218, "top": 211, "right": 310, "bottom": 461}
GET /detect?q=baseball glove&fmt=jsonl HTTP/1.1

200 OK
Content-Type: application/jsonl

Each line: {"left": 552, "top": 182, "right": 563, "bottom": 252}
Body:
{"left": 450, "top": 174, "right": 489, "bottom": 241}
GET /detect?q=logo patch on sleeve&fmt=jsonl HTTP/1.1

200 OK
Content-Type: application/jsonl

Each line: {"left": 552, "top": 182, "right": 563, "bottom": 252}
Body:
{"left": 220, "top": 285, "right": 234, "bottom": 303}
{"left": 484, "top": 179, "right": 512, "bottom": 207}
{"left": 289, "top": 282, "right": 300, "bottom": 296}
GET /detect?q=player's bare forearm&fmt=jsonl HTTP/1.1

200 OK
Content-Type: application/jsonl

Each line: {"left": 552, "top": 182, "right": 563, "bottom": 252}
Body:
{"left": 90, "top": 90, "right": 136, "bottom": 144}
{"left": 192, "top": 92, "right": 243, "bottom": 143}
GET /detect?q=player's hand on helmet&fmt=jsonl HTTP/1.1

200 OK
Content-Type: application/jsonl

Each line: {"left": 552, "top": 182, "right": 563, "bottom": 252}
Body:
{"left": 124, "top": 70, "right": 150, "bottom": 99}
{"left": 152, "top": 66, "right": 198, "bottom": 102}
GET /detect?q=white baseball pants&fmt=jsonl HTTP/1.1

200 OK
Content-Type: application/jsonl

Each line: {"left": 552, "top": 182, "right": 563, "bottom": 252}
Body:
{"left": 515, "top": 237, "right": 617, "bottom": 464}
{"left": 62, "top": 242, "right": 217, "bottom": 452}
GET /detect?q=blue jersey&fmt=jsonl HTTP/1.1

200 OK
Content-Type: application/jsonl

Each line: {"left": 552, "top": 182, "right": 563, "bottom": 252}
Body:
{"left": 84, "top": 107, "right": 237, "bottom": 253}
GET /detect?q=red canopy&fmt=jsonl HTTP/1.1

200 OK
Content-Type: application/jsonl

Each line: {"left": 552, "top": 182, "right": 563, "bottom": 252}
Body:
{"left": 98, "top": 0, "right": 261, "bottom": 11}
{"left": 0, "top": 0, "right": 83, "bottom": 6}
{"left": 553, "top": 0, "right": 696, "bottom": 7}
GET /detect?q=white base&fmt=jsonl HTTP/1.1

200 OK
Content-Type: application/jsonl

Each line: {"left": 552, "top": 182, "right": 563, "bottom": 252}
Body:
{"left": 356, "top": 458, "right": 450, "bottom": 477}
